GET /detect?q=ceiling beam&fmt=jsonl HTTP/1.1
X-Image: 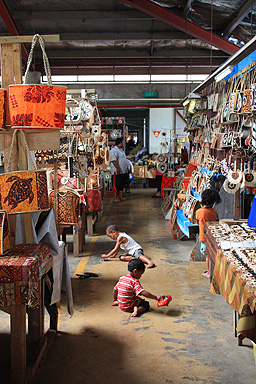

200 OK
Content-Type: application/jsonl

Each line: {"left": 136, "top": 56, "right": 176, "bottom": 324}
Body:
{"left": 184, "top": 0, "right": 194, "bottom": 19}
{"left": 223, "top": 0, "right": 256, "bottom": 37}
{"left": 60, "top": 31, "right": 188, "bottom": 41}
{"left": 48, "top": 66, "right": 217, "bottom": 76}
{"left": 0, "top": 0, "right": 29, "bottom": 62}
{"left": 118, "top": 0, "right": 239, "bottom": 54}
{"left": 44, "top": 49, "right": 228, "bottom": 59}
{"left": 12, "top": 10, "right": 154, "bottom": 20}
{"left": 46, "top": 57, "right": 225, "bottom": 67}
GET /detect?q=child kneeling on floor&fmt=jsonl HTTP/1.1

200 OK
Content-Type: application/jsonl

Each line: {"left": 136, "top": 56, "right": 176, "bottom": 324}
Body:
{"left": 196, "top": 188, "right": 221, "bottom": 278}
{"left": 101, "top": 224, "right": 155, "bottom": 268}
{"left": 112, "top": 259, "right": 161, "bottom": 317}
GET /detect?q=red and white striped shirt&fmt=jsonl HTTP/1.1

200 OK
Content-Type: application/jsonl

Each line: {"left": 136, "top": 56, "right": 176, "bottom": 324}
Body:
{"left": 114, "top": 275, "right": 144, "bottom": 312}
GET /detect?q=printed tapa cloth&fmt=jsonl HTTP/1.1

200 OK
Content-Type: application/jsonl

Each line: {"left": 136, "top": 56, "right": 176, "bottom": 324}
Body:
{"left": 0, "top": 170, "right": 49, "bottom": 214}
{"left": 0, "top": 243, "right": 50, "bottom": 308}
{"left": 210, "top": 249, "right": 256, "bottom": 343}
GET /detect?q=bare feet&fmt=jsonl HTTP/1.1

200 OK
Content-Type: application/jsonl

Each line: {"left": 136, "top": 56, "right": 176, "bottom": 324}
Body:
{"left": 146, "top": 262, "right": 155, "bottom": 269}
{"left": 131, "top": 306, "right": 147, "bottom": 317}
{"left": 201, "top": 271, "right": 210, "bottom": 278}
{"left": 131, "top": 306, "right": 138, "bottom": 317}
{"left": 112, "top": 300, "right": 118, "bottom": 306}
{"left": 113, "top": 199, "right": 122, "bottom": 203}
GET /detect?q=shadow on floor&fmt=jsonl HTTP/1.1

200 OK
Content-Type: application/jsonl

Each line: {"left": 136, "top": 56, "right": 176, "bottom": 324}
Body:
{"left": 31, "top": 328, "right": 151, "bottom": 384}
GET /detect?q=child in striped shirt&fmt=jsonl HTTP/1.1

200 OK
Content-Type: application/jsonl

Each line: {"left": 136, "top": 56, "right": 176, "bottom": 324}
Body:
{"left": 112, "top": 259, "right": 161, "bottom": 317}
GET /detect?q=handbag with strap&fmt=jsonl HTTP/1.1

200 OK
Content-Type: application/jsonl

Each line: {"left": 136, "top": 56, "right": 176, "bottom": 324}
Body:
{"left": 0, "top": 89, "right": 7, "bottom": 130}
{"left": 87, "top": 189, "right": 102, "bottom": 212}
{"left": 49, "top": 189, "right": 80, "bottom": 224}
{"left": 9, "top": 34, "right": 66, "bottom": 129}
{"left": 0, "top": 130, "right": 49, "bottom": 214}
{"left": 52, "top": 169, "right": 78, "bottom": 190}
{"left": 0, "top": 210, "right": 10, "bottom": 255}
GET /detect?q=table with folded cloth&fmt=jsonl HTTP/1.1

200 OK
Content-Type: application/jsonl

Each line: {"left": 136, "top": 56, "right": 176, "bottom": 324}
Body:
{"left": 204, "top": 221, "right": 220, "bottom": 266}
{"left": 0, "top": 208, "right": 74, "bottom": 383}
{"left": 204, "top": 221, "right": 256, "bottom": 344}
{"left": 15, "top": 207, "right": 74, "bottom": 317}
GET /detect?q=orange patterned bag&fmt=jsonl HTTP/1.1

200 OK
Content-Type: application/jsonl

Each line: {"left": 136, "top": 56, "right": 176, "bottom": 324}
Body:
{"left": 0, "top": 210, "right": 10, "bottom": 255}
{"left": 0, "top": 130, "right": 49, "bottom": 214}
{"left": 0, "top": 89, "right": 7, "bottom": 130}
{"left": 9, "top": 34, "right": 66, "bottom": 129}
{"left": 0, "top": 170, "right": 49, "bottom": 214}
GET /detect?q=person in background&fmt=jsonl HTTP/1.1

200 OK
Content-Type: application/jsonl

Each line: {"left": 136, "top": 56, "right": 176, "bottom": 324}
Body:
{"left": 196, "top": 188, "right": 221, "bottom": 278}
{"left": 112, "top": 259, "right": 162, "bottom": 317}
{"left": 110, "top": 138, "right": 130, "bottom": 203}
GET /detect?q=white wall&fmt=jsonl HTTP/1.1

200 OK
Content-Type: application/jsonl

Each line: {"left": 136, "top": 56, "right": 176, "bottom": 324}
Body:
{"left": 149, "top": 108, "right": 174, "bottom": 154}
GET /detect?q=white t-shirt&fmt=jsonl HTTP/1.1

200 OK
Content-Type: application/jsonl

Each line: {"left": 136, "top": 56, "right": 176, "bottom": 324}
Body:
{"left": 118, "top": 232, "right": 142, "bottom": 255}
{"left": 110, "top": 146, "right": 129, "bottom": 175}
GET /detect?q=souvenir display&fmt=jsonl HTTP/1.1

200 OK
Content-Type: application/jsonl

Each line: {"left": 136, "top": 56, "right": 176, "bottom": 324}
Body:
{"left": 109, "top": 129, "right": 122, "bottom": 140}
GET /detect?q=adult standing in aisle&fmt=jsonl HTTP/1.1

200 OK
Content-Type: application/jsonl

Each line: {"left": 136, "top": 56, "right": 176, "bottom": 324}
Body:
{"left": 110, "top": 138, "right": 130, "bottom": 203}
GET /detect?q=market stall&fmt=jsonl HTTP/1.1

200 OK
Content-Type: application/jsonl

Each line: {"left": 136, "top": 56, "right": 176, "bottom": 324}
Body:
{"left": 0, "top": 34, "right": 75, "bottom": 384}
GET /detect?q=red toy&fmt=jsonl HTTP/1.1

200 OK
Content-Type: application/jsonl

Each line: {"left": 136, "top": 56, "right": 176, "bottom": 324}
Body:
{"left": 157, "top": 295, "right": 172, "bottom": 307}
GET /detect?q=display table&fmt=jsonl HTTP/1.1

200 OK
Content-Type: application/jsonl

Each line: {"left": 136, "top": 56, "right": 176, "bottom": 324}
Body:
{"left": 211, "top": 249, "right": 256, "bottom": 344}
{"left": 204, "top": 221, "right": 256, "bottom": 344}
{"left": 204, "top": 221, "right": 220, "bottom": 266}
{"left": 0, "top": 243, "right": 53, "bottom": 384}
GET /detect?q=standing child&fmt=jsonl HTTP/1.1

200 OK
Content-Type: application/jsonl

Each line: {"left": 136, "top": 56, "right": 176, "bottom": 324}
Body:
{"left": 196, "top": 188, "right": 221, "bottom": 278}
{"left": 101, "top": 224, "right": 155, "bottom": 268}
{"left": 112, "top": 259, "right": 162, "bottom": 317}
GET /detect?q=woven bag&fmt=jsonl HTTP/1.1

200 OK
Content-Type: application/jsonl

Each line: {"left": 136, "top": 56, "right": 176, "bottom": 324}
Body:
{"left": 9, "top": 34, "right": 66, "bottom": 129}
{"left": 0, "top": 210, "right": 10, "bottom": 255}
{"left": 0, "top": 130, "right": 49, "bottom": 214}
{"left": 49, "top": 189, "right": 80, "bottom": 224}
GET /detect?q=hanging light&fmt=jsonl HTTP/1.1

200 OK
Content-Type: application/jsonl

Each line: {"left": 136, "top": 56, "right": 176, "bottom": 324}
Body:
{"left": 182, "top": 92, "right": 201, "bottom": 106}
{"left": 215, "top": 65, "right": 234, "bottom": 82}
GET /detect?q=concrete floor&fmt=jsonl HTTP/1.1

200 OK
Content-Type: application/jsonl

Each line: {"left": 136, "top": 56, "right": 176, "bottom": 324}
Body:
{"left": 1, "top": 189, "right": 255, "bottom": 383}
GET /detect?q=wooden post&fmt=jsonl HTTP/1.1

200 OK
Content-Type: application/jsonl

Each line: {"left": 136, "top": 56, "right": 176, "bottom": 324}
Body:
{"left": 87, "top": 214, "right": 93, "bottom": 236}
{"left": 10, "top": 305, "right": 26, "bottom": 384}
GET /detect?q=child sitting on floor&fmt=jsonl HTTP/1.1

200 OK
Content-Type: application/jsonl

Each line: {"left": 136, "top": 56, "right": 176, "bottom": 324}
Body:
{"left": 196, "top": 188, "right": 221, "bottom": 278}
{"left": 101, "top": 224, "right": 155, "bottom": 268}
{"left": 112, "top": 259, "right": 161, "bottom": 317}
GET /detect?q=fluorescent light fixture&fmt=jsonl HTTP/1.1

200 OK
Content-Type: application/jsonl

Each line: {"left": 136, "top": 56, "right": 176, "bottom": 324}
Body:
{"left": 188, "top": 92, "right": 201, "bottom": 99}
{"left": 215, "top": 65, "right": 234, "bottom": 82}
{"left": 183, "top": 99, "right": 190, "bottom": 106}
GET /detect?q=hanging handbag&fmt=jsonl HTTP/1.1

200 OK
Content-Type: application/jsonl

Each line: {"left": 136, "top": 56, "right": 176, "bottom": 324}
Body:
{"left": 241, "top": 89, "right": 252, "bottom": 114}
{"left": 52, "top": 169, "right": 78, "bottom": 190}
{"left": 0, "top": 210, "right": 10, "bottom": 255}
{"left": 87, "top": 188, "right": 102, "bottom": 212}
{"left": 49, "top": 189, "right": 80, "bottom": 224}
{"left": 80, "top": 100, "right": 93, "bottom": 121}
{"left": 9, "top": 34, "right": 66, "bottom": 129}
{"left": 0, "top": 130, "right": 49, "bottom": 214}
{"left": 65, "top": 98, "right": 82, "bottom": 126}
{"left": 0, "top": 89, "right": 7, "bottom": 130}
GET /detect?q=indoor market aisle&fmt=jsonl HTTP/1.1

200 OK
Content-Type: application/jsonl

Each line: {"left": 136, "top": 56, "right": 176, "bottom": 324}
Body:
{"left": 1, "top": 189, "right": 255, "bottom": 383}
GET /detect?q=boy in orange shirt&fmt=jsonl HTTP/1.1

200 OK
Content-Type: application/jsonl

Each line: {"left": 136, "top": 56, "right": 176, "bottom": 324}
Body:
{"left": 196, "top": 188, "right": 221, "bottom": 278}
